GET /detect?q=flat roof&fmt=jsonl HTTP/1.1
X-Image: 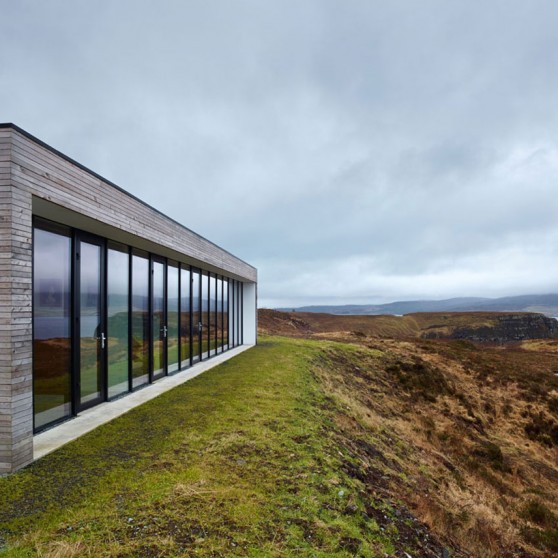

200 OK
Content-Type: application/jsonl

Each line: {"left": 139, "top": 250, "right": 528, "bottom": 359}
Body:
{"left": 0, "top": 122, "right": 256, "bottom": 273}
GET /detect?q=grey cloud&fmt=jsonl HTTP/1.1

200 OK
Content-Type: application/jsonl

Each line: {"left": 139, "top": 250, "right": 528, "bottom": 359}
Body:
{"left": 2, "top": 1, "right": 558, "bottom": 307}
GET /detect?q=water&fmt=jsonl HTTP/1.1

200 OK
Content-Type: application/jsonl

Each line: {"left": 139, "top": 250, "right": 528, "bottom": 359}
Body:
{"left": 34, "top": 315, "right": 100, "bottom": 340}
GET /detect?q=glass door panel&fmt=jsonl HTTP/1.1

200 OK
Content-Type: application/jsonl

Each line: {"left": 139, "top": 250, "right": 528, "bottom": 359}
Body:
{"left": 180, "top": 266, "right": 191, "bottom": 368}
{"left": 191, "top": 270, "right": 201, "bottom": 362}
{"left": 152, "top": 259, "right": 166, "bottom": 380}
{"left": 223, "top": 279, "right": 229, "bottom": 351}
{"left": 201, "top": 271, "right": 209, "bottom": 359}
{"left": 210, "top": 275, "right": 219, "bottom": 355}
{"left": 167, "top": 263, "right": 179, "bottom": 373}
{"left": 209, "top": 274, "right": 216, "bottom": 356}
{"left": 217, "top": 277, "right": 223, "bottom": 353}
{"left": 230, "top": 280, "right": 236, "bottom": 348}
{"left": 33, "top": 223, "right": 72, "bottom": 431}
{"left": 78, "top": 239, "right": 105, "bottom": 409}
{"left": 107, "top": 246, "right": 129, "bottom": 398}
{"left": 132, "top": 253, "right": 149, "bottom": 388}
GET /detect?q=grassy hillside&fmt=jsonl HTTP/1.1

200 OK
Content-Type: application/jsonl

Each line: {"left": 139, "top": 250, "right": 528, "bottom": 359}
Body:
{"left": 0, "top": 338, "right": 453, "bottom": 558}
{"left": 2, "top": 332, "right": 558, "bottom": 556}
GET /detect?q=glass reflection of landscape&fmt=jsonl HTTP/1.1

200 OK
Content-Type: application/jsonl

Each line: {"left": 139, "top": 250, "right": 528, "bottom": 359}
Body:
{"left": 201, "top": 272, "right": 209, "bottom": 359}
{"left": 223, "top": 279, "right": 229, "bottom": 350}
{"left": 132, "top": 254, "right": 149, "bottom": 388}
{"left": 192, "top": 270, "right": 201, "bottom": 362}
{"left": 107, "top": 247, "right": 129, "bottom": 398}
{"left": 216, "top": 277, "right": 223, "bottom": 353}
{"left": 79, "top": 241, "right": 102, "bottom": 406}
{"left": 152, "top": 260, "right": 165, "bottom": 379}
{"left": 32, "top": 222, "right": 243, "bottom": 431}
{"left": 210, "top": 274, "right": 217, "bottom": 355}
{"left": 168, "top": 264, "right": 180, "bottom": 373}
{"left": 180, "top": 267, "right": 191, "bottom": 368}
{"left": 33, "top": 226, "right": 72, "bottom": 429}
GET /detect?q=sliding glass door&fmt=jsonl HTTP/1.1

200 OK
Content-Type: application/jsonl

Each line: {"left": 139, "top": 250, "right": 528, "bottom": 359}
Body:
{"left": 76, "top": 233, "right": 106, "bottom": 411}
{"left": 33, "top": 222, "right": 72, "bottom": 430}
{"left": 191, "top": 269, "right": 201, "bottom": 362}
{"left": 152, "top": 258, "right": 166, "bottom": 380}
{"left": 33, "top": 219, "right": 241, "bottom": 432}
{"left": 180, "top": 266, "right": 192, "bottom": 367}
{"left": 167, "top": 262, "right": 180, "bottom": 373}
{"left": 131, "top": 252, "right": 149, "bottom": 388}
{"left": 201, "top": 271, "right": 209, "bottom": 359}
{"left": 107, "top": 244, "right": 130, "bottom": 398}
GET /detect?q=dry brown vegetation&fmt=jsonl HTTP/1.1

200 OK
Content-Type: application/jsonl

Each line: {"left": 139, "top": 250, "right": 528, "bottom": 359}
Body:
{"left": 258, "top": 309, "right": 558, "bottom": 343}
{"left": 260, "top": 309, "right": 558, "bottom": 557}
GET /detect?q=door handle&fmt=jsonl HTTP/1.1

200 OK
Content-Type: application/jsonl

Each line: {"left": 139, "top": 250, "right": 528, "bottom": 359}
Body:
{"left": 162, "top": 325, "right": 168, "bottom": 338}
{"left": 98, "top": 332, "right": 106, "bottom": 349}
{"left": 198, "top": 321, "right": 203, "bottom": 333}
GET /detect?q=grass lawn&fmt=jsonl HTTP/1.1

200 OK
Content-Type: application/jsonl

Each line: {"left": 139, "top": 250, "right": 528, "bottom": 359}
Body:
{"left": 0, "top": 336, "right": 395, "bottom": 558}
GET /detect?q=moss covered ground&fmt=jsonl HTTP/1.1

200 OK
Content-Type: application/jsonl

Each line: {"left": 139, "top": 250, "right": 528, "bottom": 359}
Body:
{"left": 4, "top": 332, "right": 557, "bottom": 557}
{"left": 0, "top": 337, "right": 408, "bottom": 557}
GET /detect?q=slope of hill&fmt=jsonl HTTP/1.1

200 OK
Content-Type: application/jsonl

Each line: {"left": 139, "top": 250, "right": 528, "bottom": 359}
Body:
{"left": 258, "top": 313, "right": 558, "bottom": 557}
{"left": 259, "top": 309, "right": 558, "bottom": 343}
{"left": 2, "top": 330, "right": 558, "bottom": 556}
{"left": 277, "top": 294, "right": 558, "bottom": 317}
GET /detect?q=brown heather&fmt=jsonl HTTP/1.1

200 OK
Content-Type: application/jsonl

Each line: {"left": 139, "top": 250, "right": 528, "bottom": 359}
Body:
{"left": 260, "top": 309, "right": 558, "bottom": 557}
{"left": 1, "top": 310, "right": 558, "bottom": 557}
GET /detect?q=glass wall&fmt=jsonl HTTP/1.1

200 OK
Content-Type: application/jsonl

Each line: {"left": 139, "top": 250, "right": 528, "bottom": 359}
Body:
{"left": 232, "top": 281, "right": 243, "bottom": 347}
{"left": 107, "top": 244, "right": 129, "bottom": 398}
{"left": 131, "top": 252, "right": 149, "bottom": 388}
{"left": 33, "top": 223, "right": 72, "bottom": 430}
{"left": 32, "top": 220, "right": 244, "bottom": 431}
{"left": 210, "top": 274, "right": 217, "bottom": 356}
{"left": 223, "top": 279, "right": 229, "bottom": 350}
{"left": 78, "top": 240, "right": 103, "bottom": 408}
{"left": 201, "top": 271, "right": 209, "bottom": 359}
{"left": 216, "top": 277, "right": 223, "bottom": 353}
{"left": 237, "top": 282, "right": 242, "bottom": 346}
{"left": 240, "top": 282, "right": 244, "bottom": 345}
{"left": 167, "top": 263, "right": 180, "bottom": 373}
{"left": 180, "top": 266, "right": 191, "bottom": 368}
{"left": 152, "top": 259, "right": 166, "bottom": 380}
{"left": 229, "top": 280, "right": 235, "bottom": 348}
{"left": 191, "top": 270, "right": 201, "bottom": 362}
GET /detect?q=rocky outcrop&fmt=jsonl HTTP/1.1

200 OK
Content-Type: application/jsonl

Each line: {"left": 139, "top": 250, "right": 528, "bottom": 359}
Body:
{"left": 423, "top": 313, "right": 558, "bottom": 343}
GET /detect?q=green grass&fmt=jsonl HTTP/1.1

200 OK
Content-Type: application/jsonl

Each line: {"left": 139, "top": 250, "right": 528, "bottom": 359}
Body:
{"left": 0, "top": 336, "right": 394, "bottom": 557}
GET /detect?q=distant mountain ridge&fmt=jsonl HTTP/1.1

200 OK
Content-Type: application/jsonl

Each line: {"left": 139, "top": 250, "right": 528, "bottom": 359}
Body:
{"left": 277, "top": 294, "right": 558, "bottom": 317}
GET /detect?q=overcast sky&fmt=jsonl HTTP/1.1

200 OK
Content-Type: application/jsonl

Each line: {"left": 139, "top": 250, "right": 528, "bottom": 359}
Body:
{"left": 2, "top": 1, "right": 558, "bottom": 308}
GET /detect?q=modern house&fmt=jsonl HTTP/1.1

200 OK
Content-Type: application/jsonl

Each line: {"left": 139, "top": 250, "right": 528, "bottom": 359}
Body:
{"left": 0, "top": 123, "right": 257, "bottom": 474}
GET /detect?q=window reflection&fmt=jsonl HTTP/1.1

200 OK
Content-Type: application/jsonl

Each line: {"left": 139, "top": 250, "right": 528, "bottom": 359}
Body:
{"left": 201, "top": 272, "right": 209, "bottom": 359}
{"left": 180, "top": 267, "right": 191, "bottom": 368}
{"left": 192, "top": 270, "right": 201, "bottom": 362}
{"left": 216, "top": 277, "right": 222, "bottom": 353}
{"left": 152, "top": 260, "right": 166, "bottom": 379}
{"left": 132, "top": 253, "right": 149, "bottom": 388}
{"left": 167, "top": 263, "right": 179, "bottom": 373}
{"left": 107, "top": 246, "right": 129, "bottom": 398}
{"left": 79, "top": 241, "right": 103, "bottom": 406}
{"left": 33, "top": 225, "right": 72, "bottom": 430}
{"left": 210, "top": 274, "right": 217, "bottom": 356}
{"left": 223, "top": 279, "right": 229, "bottom": 350}
{"left": 32, "top": 221, "right": 240, "bottom": 428}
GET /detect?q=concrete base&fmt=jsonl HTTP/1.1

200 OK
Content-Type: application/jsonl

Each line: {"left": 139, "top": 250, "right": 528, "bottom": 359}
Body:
{"left": 34, "top": 345, "right": 253, "bottom": 460}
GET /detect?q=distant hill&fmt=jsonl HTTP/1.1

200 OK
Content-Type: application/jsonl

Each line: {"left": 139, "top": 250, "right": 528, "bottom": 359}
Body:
{"left": 259, "top": 309, "right": 558, "bottom": 343}
{"left": 277, "top": 294, "right": 558, "bottom": 317}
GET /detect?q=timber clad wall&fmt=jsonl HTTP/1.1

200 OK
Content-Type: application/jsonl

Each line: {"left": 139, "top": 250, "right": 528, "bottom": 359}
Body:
{"left": 0, "top": 124, "right": 257, "bottom": 474}
{"left": 0, "top": 128, "right": 34, "bottom": 474}
{"left": 8, "top": 126, "right": 256, "bottom": 281}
